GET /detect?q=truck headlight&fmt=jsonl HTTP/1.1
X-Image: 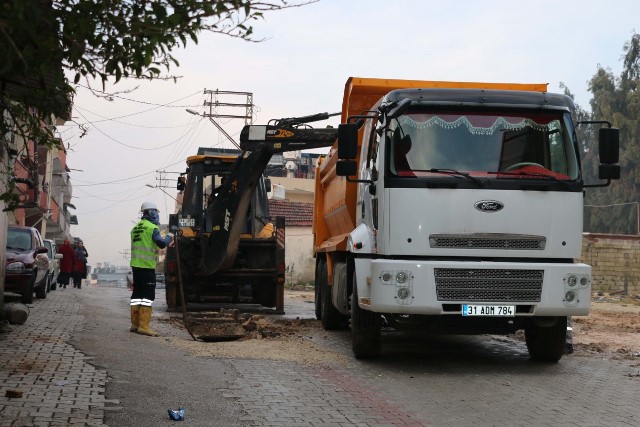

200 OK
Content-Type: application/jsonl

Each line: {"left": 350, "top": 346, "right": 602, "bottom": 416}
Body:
{"left": 566, "top": 275, "right": 577, "bottom": 287}
{"left": 381, "top": 272, "right": 393, "bottom": 283}
{"left": 580, "top": 276, "right": 589, "bottom": 286}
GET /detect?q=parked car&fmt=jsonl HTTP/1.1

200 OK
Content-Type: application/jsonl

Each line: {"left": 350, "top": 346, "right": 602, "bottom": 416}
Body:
{"left": 43, "top": 239, "right": 63, "bottom": 291}
{"left": 5, "top": 225, "right": 50, "bottom": 303}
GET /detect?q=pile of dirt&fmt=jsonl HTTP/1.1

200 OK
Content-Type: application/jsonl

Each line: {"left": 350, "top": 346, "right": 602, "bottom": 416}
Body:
{"left": 165, "top": 311, "right": 346, "bottom": 365}
{"left": 167, "top": 308, "right": 319, "bottom": 341}
{"left": 572, "top": 294, "right": 640, "bottom": 359}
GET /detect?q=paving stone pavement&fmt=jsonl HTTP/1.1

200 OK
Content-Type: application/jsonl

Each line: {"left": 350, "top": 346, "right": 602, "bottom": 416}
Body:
{"left": 3, "top": 285, "right": 640, "bottom": 427}
{"left": 222, "top": 359, "right": 427, "bottom": 427}
{"left": 0, "top": 289, "right": 111, "bottom": 427}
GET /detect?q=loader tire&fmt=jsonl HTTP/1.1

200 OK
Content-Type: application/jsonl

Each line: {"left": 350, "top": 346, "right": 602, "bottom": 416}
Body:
{"left": 525, "top": 316, "right": 566, "bottom": 362}
{"left": 165, "top": 282, "right": 177, "bottom": 312}
{"left": 320, "top": 262, "right": 347, "bottom": 330}
{"left": 351, "top": 274, "right": 381, "bottom": 359}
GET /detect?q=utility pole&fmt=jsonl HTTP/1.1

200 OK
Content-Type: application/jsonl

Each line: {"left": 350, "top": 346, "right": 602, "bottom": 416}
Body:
{"left": 186, "top": 89, "right": 254, "bottom": 149}
{"left": 120, "top": 249, "right": 130, "bottom": 262}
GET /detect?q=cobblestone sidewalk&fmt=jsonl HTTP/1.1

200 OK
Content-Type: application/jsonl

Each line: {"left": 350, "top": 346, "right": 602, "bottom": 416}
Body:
{"left": 0, "top": 290, "right": 112, "bottom": 426}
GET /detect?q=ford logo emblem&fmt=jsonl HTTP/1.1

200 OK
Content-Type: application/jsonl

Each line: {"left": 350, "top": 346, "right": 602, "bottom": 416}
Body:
{"left": 474, "top": 200, "right": 504, "bottom": 212}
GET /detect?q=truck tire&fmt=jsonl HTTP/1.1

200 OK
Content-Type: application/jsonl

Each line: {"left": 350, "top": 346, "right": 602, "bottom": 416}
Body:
{"left": 314, "top": 259, "right": 325, "bottom": 320}
{"left": 21, "top": 275, "right": 35, "bottom": 304}
{"left": 320, "top": 262, "right": 347, "bottom": 330}
{"left": 351, "top": 273, "right": 381, "bottom": 359}
{"left": 525, "top": 316, "right": 566, "bottom": 362}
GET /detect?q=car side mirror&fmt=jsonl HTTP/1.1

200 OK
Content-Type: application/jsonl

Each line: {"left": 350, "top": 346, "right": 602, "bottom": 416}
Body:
{"left": 55, "top": 254, "right": 63, "bottom": 260}
{"left": 34, "top": 247, "right": 48, "bottom": 257}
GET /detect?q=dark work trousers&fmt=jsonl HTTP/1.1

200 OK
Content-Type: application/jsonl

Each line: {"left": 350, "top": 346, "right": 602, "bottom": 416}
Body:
{"left": 130, "top": 267, "right": 157, "bottom": 306}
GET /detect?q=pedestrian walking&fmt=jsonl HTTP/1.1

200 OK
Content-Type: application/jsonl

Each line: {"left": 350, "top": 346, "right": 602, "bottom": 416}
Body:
{"left": 56, "top": 239, "right": 76, "bottom": 289}
{"left": 72, "top": 240, "right": 88, "bottom": 289}
{"left": 129, "top": 201, "right": 173, "bottom": 336}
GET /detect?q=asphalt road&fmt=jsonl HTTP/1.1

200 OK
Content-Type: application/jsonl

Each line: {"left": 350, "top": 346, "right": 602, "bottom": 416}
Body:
{"left": 68, "top": 284, "right": 640, "bottom": 427}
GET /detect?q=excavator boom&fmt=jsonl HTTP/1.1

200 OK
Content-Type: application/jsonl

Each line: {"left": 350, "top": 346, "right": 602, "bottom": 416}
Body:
{"left": 201, "top": 123, "right": 338, "bottom": 275}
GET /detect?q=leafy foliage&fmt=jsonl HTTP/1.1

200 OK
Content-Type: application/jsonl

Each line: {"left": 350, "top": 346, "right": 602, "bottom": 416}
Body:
{"left": 582, "top": 33, "right": 640, "bottom": 235}
{"left": 0, "top": 0, "right": 314, "bottom": 210}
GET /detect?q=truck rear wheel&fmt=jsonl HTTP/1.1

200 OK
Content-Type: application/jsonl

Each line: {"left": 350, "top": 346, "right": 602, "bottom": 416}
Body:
{"left": 320, "top": 262, "right": 347, "bottom": 330}
{"left": 314, "top": 259, "right": 325, "bottom": 320}
{"left": 351, "top": 274, "right": 381, "bottom": 359}
{"left": 525, "top": 316, "right": 566, "bottom": 362}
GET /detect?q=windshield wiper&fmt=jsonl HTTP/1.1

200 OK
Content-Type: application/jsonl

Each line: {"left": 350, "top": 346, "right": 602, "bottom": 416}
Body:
{"left": 424, "top": 168, "right": 484, "bottom": 187}
{"left": 487, "top": 170, "right": 570, "bottom": 187}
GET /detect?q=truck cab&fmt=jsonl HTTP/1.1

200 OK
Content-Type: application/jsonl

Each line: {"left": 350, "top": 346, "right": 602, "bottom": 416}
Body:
{"left": 314, "top": 77, "right": 620, "bottom": 361}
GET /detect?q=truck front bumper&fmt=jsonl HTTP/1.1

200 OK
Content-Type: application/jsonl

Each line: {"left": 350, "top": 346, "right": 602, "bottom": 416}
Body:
{"left": 354, "top": 259, "right": 591, "bottom": 316}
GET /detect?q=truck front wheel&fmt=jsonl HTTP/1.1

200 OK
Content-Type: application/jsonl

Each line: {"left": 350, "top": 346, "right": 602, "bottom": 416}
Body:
{"left": 320, "top": 262, "right": 347, "bottom": 330}
{"left": 351, "top": 274, "right": 381, "bottom": 359}
{"left": 525, "top": 316, "right": 566, "bottom": 362}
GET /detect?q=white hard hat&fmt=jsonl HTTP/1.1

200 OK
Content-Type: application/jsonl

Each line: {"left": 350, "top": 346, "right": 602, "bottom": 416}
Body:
{"left": 140, "top": 201, "right": 158, "bottom": 212}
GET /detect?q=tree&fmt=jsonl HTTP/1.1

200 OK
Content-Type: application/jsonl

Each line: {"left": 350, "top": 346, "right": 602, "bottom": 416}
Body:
{"left": 0, "top": 0, "right": 315, "bottom": 210}
{"left": 582, "top": 32, "right": 640, "bottom": 235}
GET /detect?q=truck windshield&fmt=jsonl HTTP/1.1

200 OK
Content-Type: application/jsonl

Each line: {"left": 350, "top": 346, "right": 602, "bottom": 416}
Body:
{"left": 389, "top": 109, "right": 579, "bottom": 181}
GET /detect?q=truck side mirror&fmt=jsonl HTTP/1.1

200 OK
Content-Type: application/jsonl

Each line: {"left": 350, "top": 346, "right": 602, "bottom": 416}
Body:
{"left": 177, "top": 176, "right": 186, "bottom": 191}
{"left": 265, "top": 178, "right": 272, "bottom": 192}
{"left": 599, "top": 127, "right": 619, "bottom": 164}
{"left": 336, "top": 160, "right": 357, "bottom": 176}
{"left": 598, "top": 127, "right": 620, "bottom": 180}
{"left": 338, "top": 123, "right": 358, "bottom": 159}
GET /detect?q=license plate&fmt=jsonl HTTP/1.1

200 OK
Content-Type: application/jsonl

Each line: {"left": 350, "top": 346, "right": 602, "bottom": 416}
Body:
{"left": 178, "top": 218, "right": 195, "bottom": 227}
{"left": 462, "top": 304, "right": 515, "bottom": 317}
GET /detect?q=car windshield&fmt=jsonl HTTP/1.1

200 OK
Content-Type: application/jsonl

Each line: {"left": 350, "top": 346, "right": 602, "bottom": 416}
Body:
{"left": 7, "top": 228, "right": 32, "bottom": 251}
{"left": 389, "top": 109, "right": 579, "bottom": 180}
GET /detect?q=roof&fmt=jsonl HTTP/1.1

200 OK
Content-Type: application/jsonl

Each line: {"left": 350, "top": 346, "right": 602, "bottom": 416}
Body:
{"left": 268, "top": 199, "right": 313, "bottom": 226}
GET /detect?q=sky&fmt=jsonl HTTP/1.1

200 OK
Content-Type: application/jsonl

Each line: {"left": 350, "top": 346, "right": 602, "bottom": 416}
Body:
{"left": 60, "top": 0, "right": 640, "bottom": 266}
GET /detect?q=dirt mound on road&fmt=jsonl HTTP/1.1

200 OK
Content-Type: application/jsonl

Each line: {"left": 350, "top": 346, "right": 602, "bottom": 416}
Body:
{"left": 164, "top": 309, "right": 348, "bottom": 365}
{"left": 572, "top": 296, "right": 640, "bottom": 359}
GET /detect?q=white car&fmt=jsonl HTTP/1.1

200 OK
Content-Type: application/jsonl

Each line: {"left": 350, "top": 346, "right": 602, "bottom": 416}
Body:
{"left": 43, "top": 239, "right": 63, "bottom": 291}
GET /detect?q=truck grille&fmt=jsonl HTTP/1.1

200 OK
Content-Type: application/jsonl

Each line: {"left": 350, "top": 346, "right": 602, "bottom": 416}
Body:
{"left": 434, "top": 268, "right": 543, "bottom": 302}
{"left": 429, "top": 234, "right": 546, "bottom": 250}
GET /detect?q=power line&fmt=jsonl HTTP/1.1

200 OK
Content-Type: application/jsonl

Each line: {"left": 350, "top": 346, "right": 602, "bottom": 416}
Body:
{"left": 76, "top": 84, "right": 204, "bottom": 109}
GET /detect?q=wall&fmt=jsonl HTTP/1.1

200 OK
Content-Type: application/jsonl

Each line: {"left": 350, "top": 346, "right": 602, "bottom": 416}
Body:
{"left": 581, "top": 233, "right": 640, "bottom": 295}
{"left": 284, "top": 225, "right": 315, "bottom": 284}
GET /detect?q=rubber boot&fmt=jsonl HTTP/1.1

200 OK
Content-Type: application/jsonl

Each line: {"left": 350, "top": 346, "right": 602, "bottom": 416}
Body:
{"left": 130, "top": 305, "right": 140, "bottom": 332}
{"left": 137, "top": 306, "right": 158, "bottom": 337}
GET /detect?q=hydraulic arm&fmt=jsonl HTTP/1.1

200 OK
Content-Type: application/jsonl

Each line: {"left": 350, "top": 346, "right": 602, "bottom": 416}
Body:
{"left": 200, "top": 118, "right": 338, "bottom": 275}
